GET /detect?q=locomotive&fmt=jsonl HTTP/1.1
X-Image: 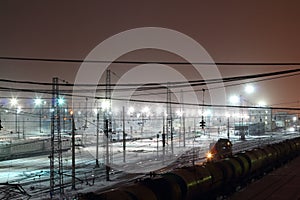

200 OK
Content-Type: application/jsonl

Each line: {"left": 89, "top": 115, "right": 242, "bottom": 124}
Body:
{"left": 206, "top": 138, "right": 232, "bottom": 161}
{"left": 79, "top": 137, "right": 300, "bottom": 200}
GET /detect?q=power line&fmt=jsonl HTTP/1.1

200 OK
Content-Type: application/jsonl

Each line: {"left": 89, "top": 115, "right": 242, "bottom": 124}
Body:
{"left": 0, "top": 68, "right": 299, "bottom": 88}
{"left": 2, "top": 56, "right": 300, "bottom": 66}
{"left": 270, "top": 100, "right": 300, "bottom": 106}
{"left": 114, "top": 72, "right": 300, "bottom": 98}
{"left": 1, "top": 70, "right": 298, "bottom": 99}
{"left": 207, "top": 72, "right": 300, "bottom": 92}
{"left": 1, "top": 86, "right": 299, "bottom": 111}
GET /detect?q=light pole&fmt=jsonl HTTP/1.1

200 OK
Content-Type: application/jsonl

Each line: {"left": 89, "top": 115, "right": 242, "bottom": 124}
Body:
{"left": 101, "top": 99, "right": 111, "bottom": 181}
{"left": 122, "top": 106, "right": 126, "bottom": 163}
{"left": 229, "top": 84, "right": 255, "bottom": 139}
{"left": 34, "top": 98, "right": 43, "bottom": 133}
{"left": 225, "top": 113, "right": 231, "bottom": 139}
{"left": 258, "top": 101, "right": 267, "bottom": 133}
{"left": 16, "top": 107, "right": 21, "bottom": 139}
{"left": 10, "top": 98, "right": 19, "bottom": 137}
{"left": 95, "top": 101, "right": 101, "bottom": 168}
{"left": 141, "top": 106, "right": 150, "bottom": 137}
{"left": 84, "top": 97, "right": 88, "bottom": 130}
{"left": 0, "top": 105, "right": 3, "bottom": 131}
{"left": 127, "top": 106, "right": 134, "bottom": 139}
{"left": 176, "top": 109, "right": 182, "bottom": 146}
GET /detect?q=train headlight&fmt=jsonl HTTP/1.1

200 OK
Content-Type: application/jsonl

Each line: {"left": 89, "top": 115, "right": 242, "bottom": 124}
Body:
{"left": 206, "top": 152, "right": 213, "bottom": 159}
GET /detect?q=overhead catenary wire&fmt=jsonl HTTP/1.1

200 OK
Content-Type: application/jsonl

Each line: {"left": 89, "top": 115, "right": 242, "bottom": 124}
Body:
{"left": 1, "top": 85, "right": 299, "bottom": 111}
{"left": 1, "top": 71, "right": 299, "bottom": 98}
{"left": 0, "top": 57, "right": 299, "bottom": 111}
{"left": 2, "top": 56, "right": 300, "bottom": 66}
{"left": 0, "top": 71, "right": 299, "bottom": 110}
{"left": 0, "top": 68, "right": 299, "bottom": 89}
{"left": 113, "top": 72, "right": 300, "bottom": 98}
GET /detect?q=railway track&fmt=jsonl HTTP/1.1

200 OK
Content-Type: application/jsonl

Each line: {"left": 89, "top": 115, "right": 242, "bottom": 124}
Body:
{"left": 1, "top": 132, "right": 298, "bottom": 199}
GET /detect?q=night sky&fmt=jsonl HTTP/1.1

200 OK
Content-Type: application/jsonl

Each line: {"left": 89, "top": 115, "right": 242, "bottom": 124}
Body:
{"left": 0, "top": 1, "right": 299, "bottom": 107}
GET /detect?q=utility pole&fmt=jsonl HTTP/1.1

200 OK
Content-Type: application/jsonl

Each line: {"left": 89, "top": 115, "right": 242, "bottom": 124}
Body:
{"left": 166, "top": 86, "right": 173, "bottom": 154}
{"left": 180, "top": 90, "right": 186, "bottom": 147}
{"left": 104, "top": 69, "right": 112, "bottom": 181}
{"left": 39, "top": 106, "right": 42, "bottom": 133}
{"left": 240, "top": 95, "right": 245, "bottom": 140}
{"left": 162, "top": 113, "right": 165, "bottom": 163}
{"left": 15, "top": 108, "right": 18, "bottom": 138}
{"left": 122, "top": 106, "right": 126, "bottom": 162}
{"left": 22, "top": 117, "right": 25, "bottom": 139}
{"left": 95, "top": 101, "right": 100, "bottom": 168}
{"left": 84, "top": 97, "right": 88, "bottom": 130}
{"left": 63, "top": 106, "right": 65, "bottom": 133}
{"left": 0, "top": 106, "right": 3, "bottom": 131}
{"left": 183, "top": 113, "right": 186, "bottom": 147}
{"left": 162, "top": 113, "right": 166, "bottom": 147}
{"left": 227, "top": 117, "right": 230, "bottom": 139}
{"left": 71, "top": 111, "right": 76, "bottom": 190}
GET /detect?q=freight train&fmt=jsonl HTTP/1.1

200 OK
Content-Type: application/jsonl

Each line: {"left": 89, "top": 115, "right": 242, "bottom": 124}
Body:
{"left": 79, "top": 137, "right": 300, "bottom": 200}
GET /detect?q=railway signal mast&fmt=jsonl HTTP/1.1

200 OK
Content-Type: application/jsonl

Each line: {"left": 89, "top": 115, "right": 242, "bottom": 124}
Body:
{"left": 200, "top": 116, "right": 206, "bottom": 129}
{"left": 200, "top": 89, "right": 206, "bottom": 130}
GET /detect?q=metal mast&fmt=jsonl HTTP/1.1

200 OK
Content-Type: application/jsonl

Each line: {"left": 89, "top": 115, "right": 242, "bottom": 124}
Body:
{"left": 50, "top": 77, "right": 64, "bottom": 198}
{"left": 104, "top": 69, "right": 112, "bottom": 181}
{"left": 181, "top": 90, "right": 186, "bottom": 147}
{"left": 71, "top": 111, "right": 76, "bottom": 190}
{"left": 95, "top": 100, "right": 100, "bottom": 168}
{"left": 166, "top": 86, "right": 173, "bottom": 154}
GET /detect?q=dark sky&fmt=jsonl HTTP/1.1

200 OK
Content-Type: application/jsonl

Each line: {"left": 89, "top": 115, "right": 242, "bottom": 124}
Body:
{"left": 0, "top": 1, "right": 299, "bottom": 107}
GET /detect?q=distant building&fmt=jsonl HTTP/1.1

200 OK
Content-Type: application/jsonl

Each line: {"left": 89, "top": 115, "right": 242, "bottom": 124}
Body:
{"left": 273, "top": 112, "right": 298, "bottom": 131}
{"left": 248, "top": 107, "right": 272, "bottom": 132}
{"left": 234, "top": 122, "right": 265, "bottom": 136}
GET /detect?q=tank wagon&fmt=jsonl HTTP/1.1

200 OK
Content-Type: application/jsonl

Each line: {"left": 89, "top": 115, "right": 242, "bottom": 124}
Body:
{"left": 79, "top": 137, "right": 300, "bottom": 200}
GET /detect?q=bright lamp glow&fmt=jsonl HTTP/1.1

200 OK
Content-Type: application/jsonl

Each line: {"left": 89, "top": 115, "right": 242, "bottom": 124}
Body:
{"left": 204, "top": 109, "right": 212, "bottom": 117}
{"left": 34, "top": 98, "right": 42, "bottom": 106}
{"left": 225, "top": 112, "right": 231, "bottom": 118}
{"left": 176, "top": 110, "right": 182, "bottom": 117}
{"left": 245, "top": 84, "right": 255, "bottom": 94}
{"left": 229, "top": 95, "right": 240, "bottom": 104}
{"left": 10, "top": 98, "right": 18, "bottom": 106}
{"left": 258, "top": 101, "right": 266, "bottom": 107}
{"left": 142, "top": 106, "right": 150, "bottom": 113}
{"left": 206, "top": 152, "right": 213, "bottom": 160}
{"left": 93, "top": 108, "right": 98, "bottom": 114}
{"left": 17, "top": 106, "right": 22, "bottom": 113}
{"left": 101, "top": 100, "right": 110, "bottom": 110}
{"left": 128, "top": 106, "right": 134, "bottom": 114}
{"left": 58, "top": 97, "right": 65, "bottom": 105}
